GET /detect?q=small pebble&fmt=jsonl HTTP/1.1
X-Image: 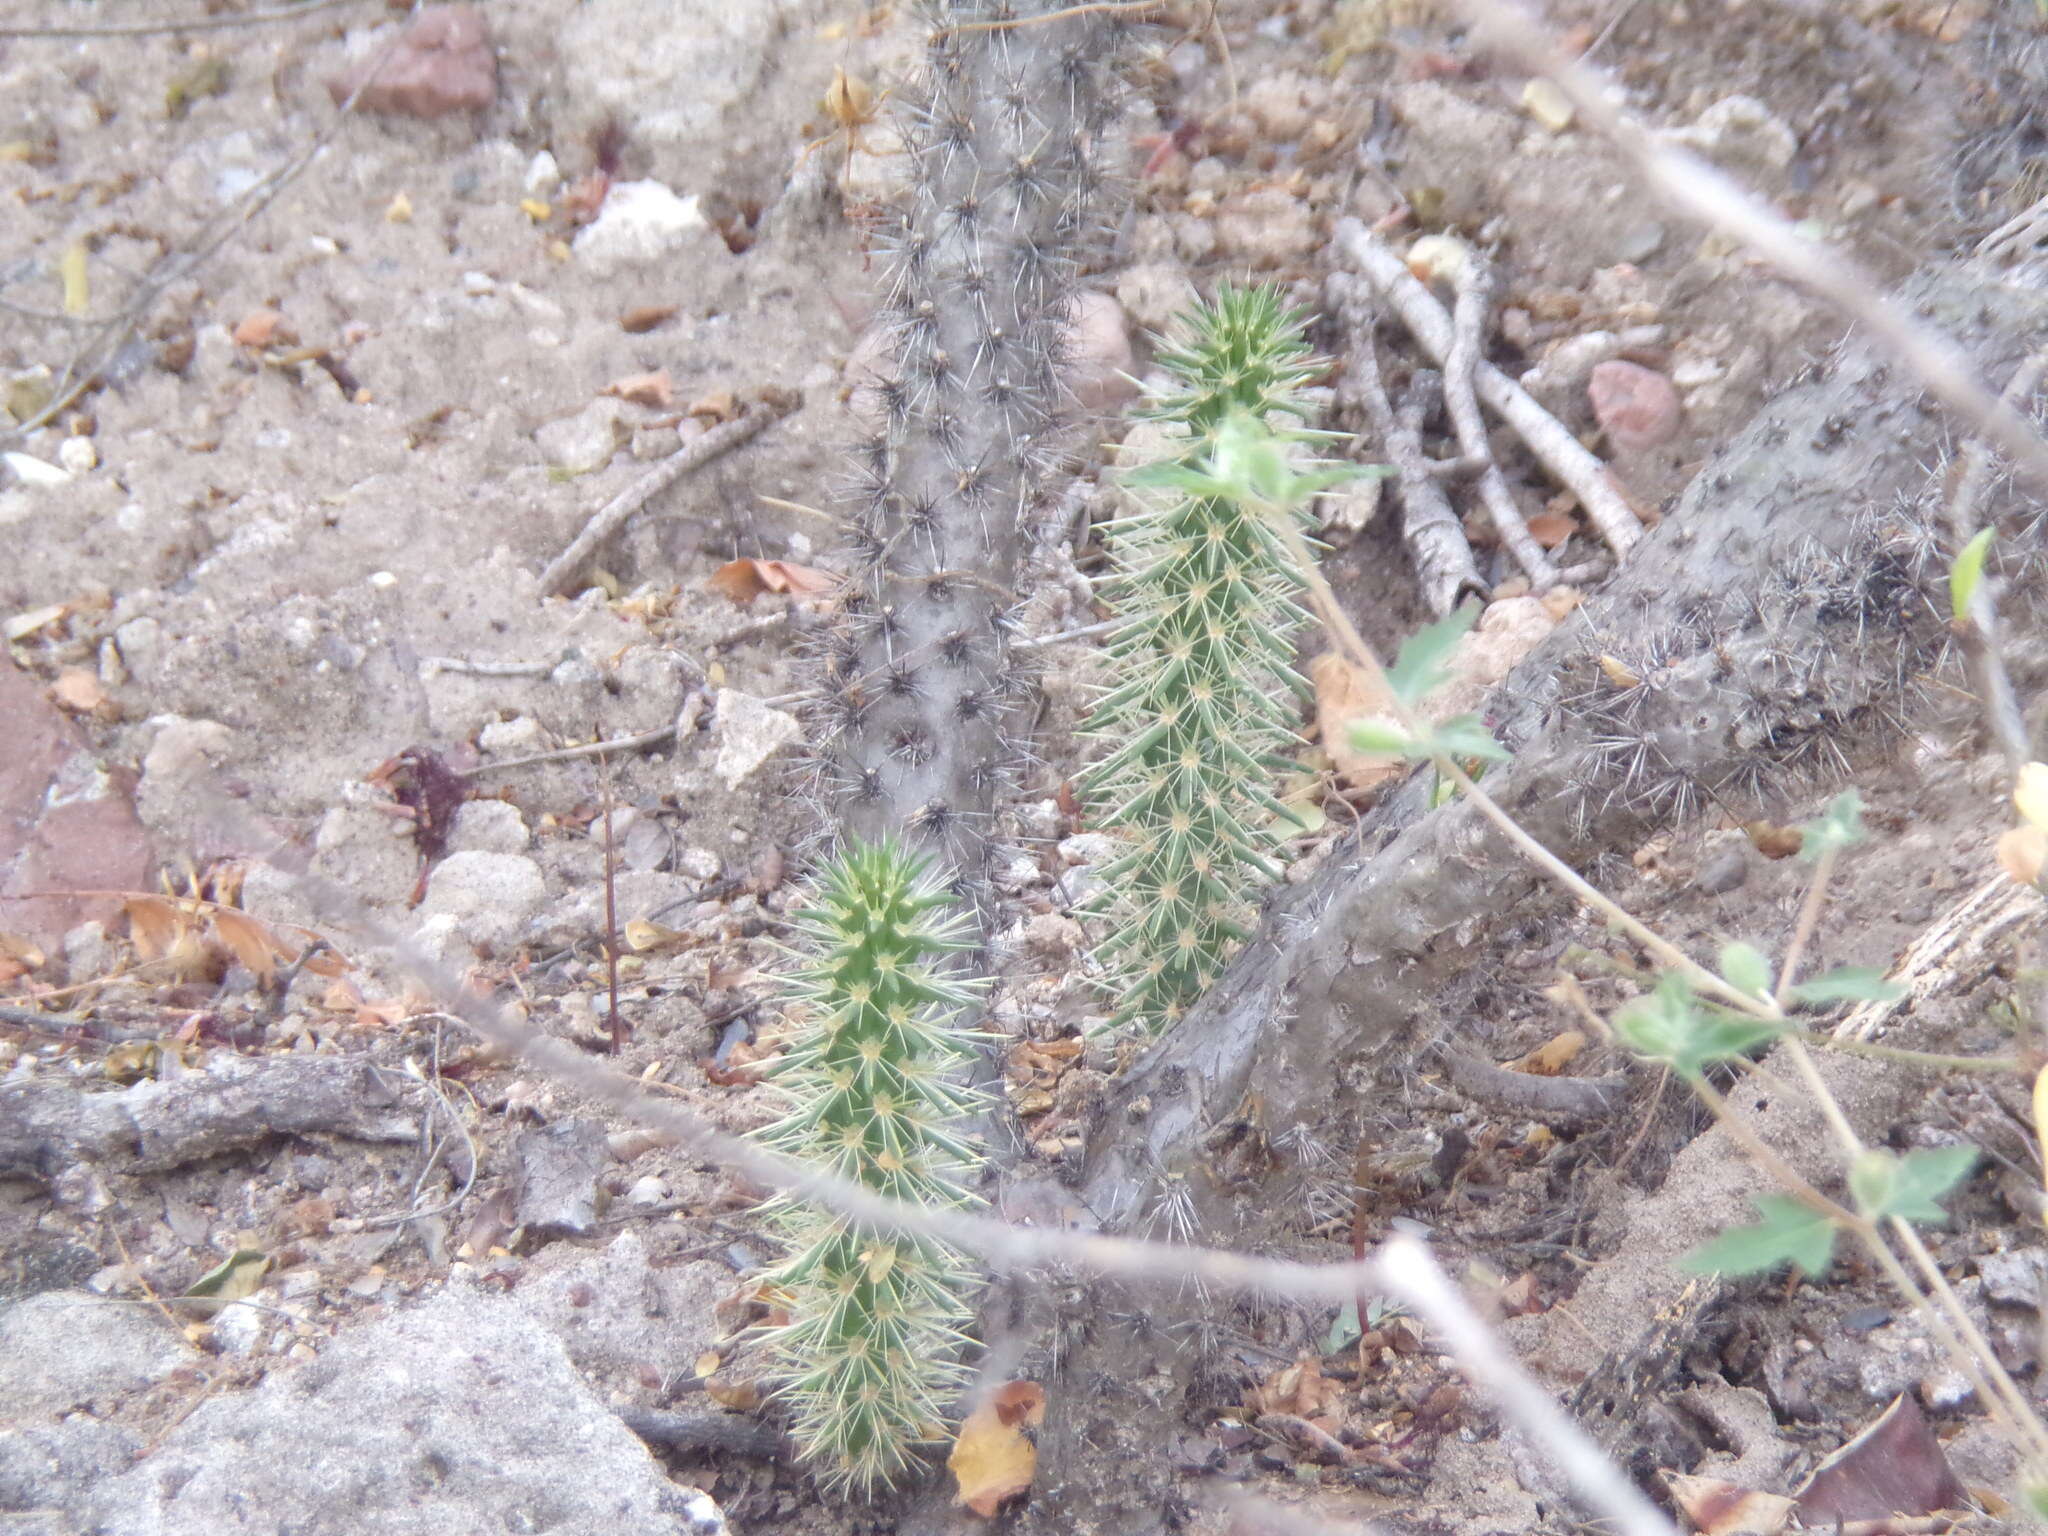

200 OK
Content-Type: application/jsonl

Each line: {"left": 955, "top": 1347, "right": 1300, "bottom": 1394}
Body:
{"left": 1693, "top": 846, "right": 1748, "bottom": 895}
{"left": 58, "top": 436, "right": 96, "bottom": 473}
{"left": 1588, "top": 359, "right": 1682, "bottom": 451}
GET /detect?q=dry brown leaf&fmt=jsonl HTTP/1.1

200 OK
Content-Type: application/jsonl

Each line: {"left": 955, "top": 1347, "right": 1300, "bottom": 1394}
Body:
{"left": 211, "top": 906, "right": 295, "bottom": 981}
{"left": 991, "top": 1380, "right": 1046, "bottom": 1427}
{"left": 49, "top": 668, "right": 110, "bottom": 717}
{"left": 619, "top": 304, "right": 677, "bottom": 334}
{"left": 1309, "top": 649, "right": 1404, "bottom": 795}
{"left": 232, "top": 308, "right": 289, "bottom": 348}
{"left": 949, "top": 1385, "right": 1041, "bottom": 1517}
{"left": 1507, "top": 1029, "right": 1586, "bottom": 1076}
{"left": 603, "top": 369, "right": 675, "bottom": 409}
{"left": 1526, "top": 511, "right": 1577, "bottom": 549}
{"left": 705, "top": 558, "right": 838, "bottom": 605}
{"left": 703, "top": 1373, "right": 761, "bottom": 1412}
{"left": 1745, "top": 820, "right": 1805, "bottom": 860}
{"left": 687, "top": 388, "right": 738, "bottom": 422}
{"left": 124, "top": 895, "right": 186, "bottom": 960}
{"left": 1245, "top": 1354, "right": 1344, "bottom": 1419}
{"left": 1666, "top": 1473, "right": 1796, "bottom": 1536}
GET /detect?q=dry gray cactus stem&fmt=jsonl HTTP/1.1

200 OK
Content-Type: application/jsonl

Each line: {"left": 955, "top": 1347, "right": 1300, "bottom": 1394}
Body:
{"left": 817, "top": 0, "right": 1122, "bottom": 913}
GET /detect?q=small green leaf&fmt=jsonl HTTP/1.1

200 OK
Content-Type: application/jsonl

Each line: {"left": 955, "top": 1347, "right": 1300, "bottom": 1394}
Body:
{"left": 1611, "top": 973, "right": 1782, "bottom": 1077}
{"left": 1788, "top": 965, "right": 1904, "bottom": 1004}
{"left": 1800, "top": 789, "right": 1866, "bottom": 860}
{"left": 1950, "top": 527, "right": 1994, "bottom": 621}
{"left": 176, "top": 1248, "right": 270, "bottom": 1314}
{"left": 1323, "top": 1300, "right": 1363, "bottom": 1355}
{"left": 1347, "top": 718, "right": 1412, "bottom": 755}
{"left": 1385, "top": 606, "right": 1480, "bottom": 708}
{"left": 1681, "top": 1194, "right": 1836, "bottom": 1278}
{"left": 1854, "top": 1145, "right": 1977, "bottom": 1224}
{"left": 1430, "top": 714, "right": 1510, "bottom": 763}
{"left": 1718, "top": 941, "right": 1773, "bottom": 1000}
{"left": 2023, "top": 1481, "right": 2048, "bottom": 1521}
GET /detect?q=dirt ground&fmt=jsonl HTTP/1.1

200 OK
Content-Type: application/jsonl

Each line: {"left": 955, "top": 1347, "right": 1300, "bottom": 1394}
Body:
{"left": 5, "top": 0, "right": 2048, "bottom": 1532}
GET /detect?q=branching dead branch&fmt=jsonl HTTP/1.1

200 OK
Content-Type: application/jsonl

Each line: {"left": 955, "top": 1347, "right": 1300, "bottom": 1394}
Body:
{"left": 1336, "top": 221, "right": 1645, "bottom": 556}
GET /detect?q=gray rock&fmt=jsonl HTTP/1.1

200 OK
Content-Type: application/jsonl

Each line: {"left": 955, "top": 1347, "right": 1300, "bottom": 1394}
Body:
{"left": 1694, "top": 845, "right": 1750, "bottom": 895}
{"left": 418, "top": 850, "right": 547, "bottom": 950}
{"left": 515, "top": 1118, "right": 611, "bottom": 1238}
{"left": 712, "top": 689, "right": 801, "bottom": 790}
{"left": 1977, "top": 1248, "right": 2048, "bottom": 1308}
{"left": 0, "top": 1291, "right": 194, "bottom": 1419}
{"left": 73, "top": 1289, "right": 725, "bottom": 1535}
{"left": 0, "top": 1420, "right": 143, "bottom": 1516}
{"left": 447, "top": 798, "right": 529, "bottom": 855}
{"left": 513, "top": 1230, "right": 725, "bottom": 1377}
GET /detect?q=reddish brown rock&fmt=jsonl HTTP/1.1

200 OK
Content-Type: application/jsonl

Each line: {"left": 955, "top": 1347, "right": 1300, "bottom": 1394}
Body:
{"left": 0, "top": 658, "right": 152, "bottom": 949}
{"left": 327, "top": 6, "right": 496, "bottom": 119}
{"left": 1588, "top": 358, "right": 1682, "bottom": 451}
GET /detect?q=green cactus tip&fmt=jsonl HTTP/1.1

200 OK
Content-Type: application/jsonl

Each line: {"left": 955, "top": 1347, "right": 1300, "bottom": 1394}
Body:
{"left": 753, "top": 839, "right": 989, "bottom": 1496}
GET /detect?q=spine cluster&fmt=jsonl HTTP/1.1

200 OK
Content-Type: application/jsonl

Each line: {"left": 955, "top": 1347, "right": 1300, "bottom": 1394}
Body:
{"left": 818, "top": 0, "right": 1122, "bottom": 917}
{"left": 1081, "top": 285, "right": 1330, "bottom": 1030}
{"left": 754, "top": 840, "right": 987, "bottom": 1496}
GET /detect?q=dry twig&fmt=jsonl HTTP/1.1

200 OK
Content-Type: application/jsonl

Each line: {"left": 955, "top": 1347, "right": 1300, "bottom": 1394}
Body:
{"left": 0, "top": 0, "right": 369, "bottom": 38}
{"left": 1326, "top": 274, "right": 1483, "bottom": 614}
{"left": 536, "top": 393, "right": 800, "bottom": 597}
{"left": 1443, "top": 246, "right": 1559, "bottom": 584}
{"left": 1336, "top": 221, "right": 1644, "bottom": 557}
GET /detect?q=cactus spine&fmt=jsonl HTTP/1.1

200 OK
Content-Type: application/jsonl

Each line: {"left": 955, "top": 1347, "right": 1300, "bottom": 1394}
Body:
{"left": 819, "top": 1, "right": 1122, "bottom": 915}
{"left": 1081, "top": 286, "right": 1333, "bottom": 1031}
{"left": 754, "top": 840, "right": 988, "bottom": 1495}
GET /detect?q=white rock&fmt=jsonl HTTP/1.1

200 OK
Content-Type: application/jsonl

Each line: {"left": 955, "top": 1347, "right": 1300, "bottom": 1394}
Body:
{"left": 58, "top": 436, "right": 97, "bottom": 474}
{"left": 534, "top": 397, "right": 629, "bottom": 475}
{"left": 478, "top": 715, "right": 545, "bottom": 756}
{"left": 1668, "top": 94, "right": 1798, "bottom": 174}
{"left": 572, "top": 180, "right": 713, "bottom": 276}
{"left": 4, "top": 451, "right": 69, "bottom": 487}
{"left": 449, "top": 800, "right": 529, "bottom": 855}
{"left": 524, "top": 149, "right": 561, "bottom": 194}
{"left": 712, "top": 689, "right": 801, "bottom": 790}
{"left": 419, "top": 851, "right": 547, "bottom": 950}
{"left": 1057, "top": 831, "right": 1120, "bottom": 866}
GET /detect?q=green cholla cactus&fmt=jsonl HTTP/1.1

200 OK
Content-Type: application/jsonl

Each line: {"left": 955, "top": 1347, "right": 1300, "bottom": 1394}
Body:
{"left": 1080, "top": 285, "right": 1339, "bottom": 1031}
{"left": 753, "top": 839, "right": 988, "bottom": 1495}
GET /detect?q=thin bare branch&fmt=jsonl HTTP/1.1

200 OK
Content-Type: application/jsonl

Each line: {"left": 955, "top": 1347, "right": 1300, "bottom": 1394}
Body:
{"left": 1450, "top": 0, "right": 2048, "bottom": 489}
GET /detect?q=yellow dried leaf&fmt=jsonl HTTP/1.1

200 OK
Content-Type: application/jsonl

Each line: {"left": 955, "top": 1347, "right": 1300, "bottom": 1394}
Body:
{"left": 704, "top": 1374, "right": 761, "bottom": 1412}
{"left": 2015, "top": 762, "right": 2048, "bottom": 834}
{"left": 59, "top": 242, "right": 88, "bottom": 318}
{"left": 1998, "top": 826, "right": 2048, "bottom": 888}
{"left": 623, "top": 917, "right": 687, "bottom": 952}
{"left": 949, "top": 1388, "right": 1040, "bottom": 1517}
{"left": 4, "top": 604, "right": 67, "bottom": 642}
{"left": 1507, "top": 1029, "right": 1586, "bottom": 1076}
{"left": 1597, "top": 654, "right": 1641, "bottom": 690}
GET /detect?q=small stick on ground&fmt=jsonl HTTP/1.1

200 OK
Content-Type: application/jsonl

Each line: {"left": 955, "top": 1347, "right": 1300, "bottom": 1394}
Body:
{"left": 1336, "top": 220, "right": 1643, "bottom": 558}
{"left": 538, "top": 391, "right": 800, "bottom": 597}
{"left": 1328, "top": 274, "right": 1483, "bottom": 615}
{"left": 459, "top": 694, "right": 709, "bottom": 776}
{"left": 1443, "top": 247, "right": 1559, "bottom": 585}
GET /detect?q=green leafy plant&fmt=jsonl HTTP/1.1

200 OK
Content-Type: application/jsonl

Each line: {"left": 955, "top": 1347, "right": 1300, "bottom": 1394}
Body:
{"left": 1081, "top": 285, "right": 1366, "bottom": 1030}
{"left": 751, "top": 839, "right": 988, "bottom": 1495}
